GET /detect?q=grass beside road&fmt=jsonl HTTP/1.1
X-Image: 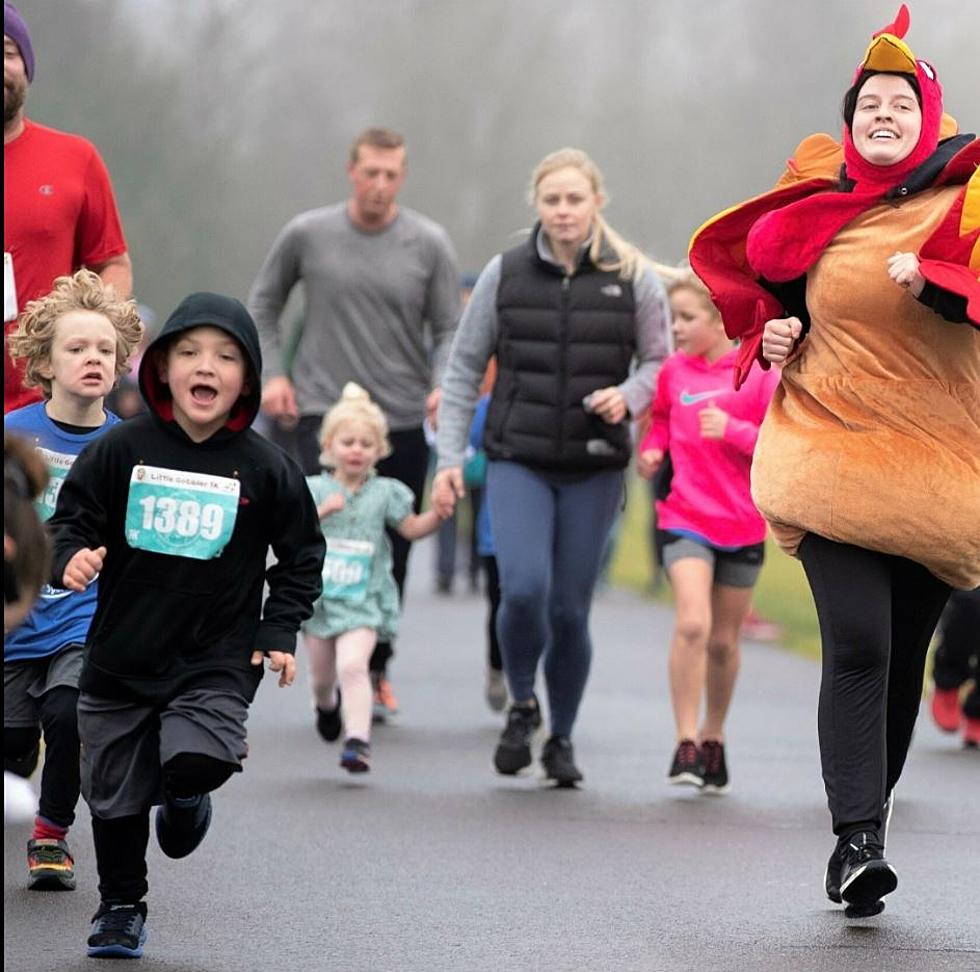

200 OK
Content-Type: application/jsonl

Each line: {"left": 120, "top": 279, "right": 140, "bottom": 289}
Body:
{"left": 609, "top": 475, "right": 821, "bottom": 660}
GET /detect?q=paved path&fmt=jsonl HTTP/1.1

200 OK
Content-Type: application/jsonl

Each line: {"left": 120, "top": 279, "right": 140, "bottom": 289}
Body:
{"left": 5, "top": 555, "right": 979, "bottom": 971}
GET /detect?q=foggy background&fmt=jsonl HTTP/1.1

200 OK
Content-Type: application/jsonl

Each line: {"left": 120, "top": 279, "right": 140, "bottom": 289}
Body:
{"left": 22, "top": 0, "right": 978, "bottom": 325}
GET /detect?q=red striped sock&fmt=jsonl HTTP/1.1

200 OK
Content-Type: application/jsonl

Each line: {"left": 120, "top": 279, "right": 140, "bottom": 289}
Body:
{"left": 32, "top": 816, "right": 68, "bottom": 842}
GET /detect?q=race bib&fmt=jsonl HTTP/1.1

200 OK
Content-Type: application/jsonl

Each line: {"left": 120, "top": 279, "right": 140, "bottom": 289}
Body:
{"left": 125, "top": 465, "right": 240, "bottom": 560}
{"left": 322, "top": 538, "right": 374, "bottom": 603}
{"left": 36, "top": 448, "right": 76, "bottom": 521}
{"left": 4, "top": 252, "right": 17, "bottom": 322}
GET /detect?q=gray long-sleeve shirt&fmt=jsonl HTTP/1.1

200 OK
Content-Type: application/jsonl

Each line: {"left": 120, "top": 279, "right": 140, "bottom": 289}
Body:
{"left": 436, "top": 232, "right": 671, "bottom": 468}
{"left": 248, "top": 204, "right": 461, "bottom": 430}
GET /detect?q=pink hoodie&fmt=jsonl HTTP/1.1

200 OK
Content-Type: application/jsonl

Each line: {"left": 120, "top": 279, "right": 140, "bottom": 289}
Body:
{"left": 639, "top": 348, "right": 779, "bottom": 548}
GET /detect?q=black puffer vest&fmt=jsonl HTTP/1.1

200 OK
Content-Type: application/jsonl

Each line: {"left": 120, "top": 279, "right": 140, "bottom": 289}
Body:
{"left": 484, "top": 230, "right": 636, "bottom": 471}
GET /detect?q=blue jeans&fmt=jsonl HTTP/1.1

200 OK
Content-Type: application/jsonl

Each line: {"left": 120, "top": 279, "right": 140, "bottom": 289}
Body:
{"left": 486, "top": 461, "right": 624, "bottom": 738}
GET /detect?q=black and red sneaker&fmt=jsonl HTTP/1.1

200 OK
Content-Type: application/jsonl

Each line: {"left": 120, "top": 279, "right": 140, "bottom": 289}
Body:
{"left": 667, "top": 739, "right": 703, "bottom": 787}
{"left": 700, "top": 740, "right": 730, "bottom": 794}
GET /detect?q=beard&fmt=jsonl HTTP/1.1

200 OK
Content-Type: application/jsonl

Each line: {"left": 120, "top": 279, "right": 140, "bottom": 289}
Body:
{"left": 4, "top": 80, "right": 26, "bottom": 127}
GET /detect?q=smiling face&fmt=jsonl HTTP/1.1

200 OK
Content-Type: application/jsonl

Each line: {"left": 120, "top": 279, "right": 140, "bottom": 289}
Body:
{"left": 158, "top": 326, "right": 249, "bottom": 441}
{"left": 669, "top": 286, "right": 728, "bottom": 360}
{"left": 40, "top": 310, "right": 118, "bottom": 407}
{"left": 534, "top": 165, "right": 600, "bottom": 253}
{"left": 325, "top": 418, "right": 382, "bottom": 482}
{"left": 850, "top": 73, "right": 922, "bottom": 167}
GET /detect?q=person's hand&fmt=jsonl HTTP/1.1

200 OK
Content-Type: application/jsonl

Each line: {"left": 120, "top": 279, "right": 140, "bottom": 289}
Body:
{"left": 587, "top": 387, "right": 628, "bottom": 424}
{"left": 251, "top": 650, "right": 296, "bottom": 687}
{"left": 887, "top": 251, "right": 925, "bottom": 297}
{"left": 425, "top": 387, "right": 442, "bottom": 431}
{"left": 431, "top": 467, "right": 464, "bottom": 518}
{"left": 636, "top": 448, "right": 664, "bottom": 480}
{"left": 62, "top": 546, "right": 106, "bottom": 593}
{"left": 698, "top": 403, "right": 729, "bottom": 440}
{"left": 317, "top": 494, "right": 345, "bottom": 519}
{"left": 261, "top": 375, "right": 299, "bottom": 423}
{"left": 761, "top": 317, "right": 803, "bottom": 365}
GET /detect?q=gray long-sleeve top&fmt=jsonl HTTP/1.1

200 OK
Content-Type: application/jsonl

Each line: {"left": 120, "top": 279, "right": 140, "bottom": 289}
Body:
{"left": 436, "top": 231, "right": 671, "bottom": 469}
{"left": 248, "top": 204, "right": 461, "bottom": 430}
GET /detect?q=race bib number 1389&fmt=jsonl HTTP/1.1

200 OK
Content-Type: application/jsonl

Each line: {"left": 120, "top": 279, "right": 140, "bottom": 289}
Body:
{"left": 125, "top": 465, "right": 240, "bottom": 560}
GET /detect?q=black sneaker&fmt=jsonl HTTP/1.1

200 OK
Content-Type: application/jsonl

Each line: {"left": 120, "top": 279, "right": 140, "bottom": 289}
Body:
{"left": 824, "top": 843, "right": 845, "bottom": 904}
{"left": 87, "top": 901, "right": 148, "bottom": 958}
{"left": 839, "top": 831, "right": 897, "bottom": 916}
{"left": 493, "top": 697, "right": 542, "bottom": 775}
{"left": 667, "top": 739, "right": 703, "bottom": 787}
{"left": 541, "top": 735, "right": 583, "bottom": 787}
{"left": 155, "top": 793, "right": 212, "bottom": 859}
{"left": 700, "top": 740, "right": 730, "bottom": 794}
{"left": 316, "top": 695, "right": 342, "bottom": 743}
{"left": 340, "top": 738, "right": 371, "bottom": 773}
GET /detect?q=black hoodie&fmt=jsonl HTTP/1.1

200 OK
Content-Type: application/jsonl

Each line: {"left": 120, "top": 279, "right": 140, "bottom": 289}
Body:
{"left": 48, "top": 293, "right": 325, "bottom": 703}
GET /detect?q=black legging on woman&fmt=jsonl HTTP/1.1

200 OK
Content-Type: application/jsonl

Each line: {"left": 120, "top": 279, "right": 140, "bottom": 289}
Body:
{"left": 799, "top": 533, "right": 951, "bottom": 839}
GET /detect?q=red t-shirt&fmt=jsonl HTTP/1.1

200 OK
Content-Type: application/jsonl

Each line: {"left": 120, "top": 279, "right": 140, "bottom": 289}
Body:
{"left": 3, "top": 119, "right": 128, "bottom": 411}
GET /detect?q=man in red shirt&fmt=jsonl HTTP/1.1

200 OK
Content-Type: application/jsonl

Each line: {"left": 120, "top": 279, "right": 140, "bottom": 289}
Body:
{"left": 3, "top": 2, "right": 132, "bottom": 412}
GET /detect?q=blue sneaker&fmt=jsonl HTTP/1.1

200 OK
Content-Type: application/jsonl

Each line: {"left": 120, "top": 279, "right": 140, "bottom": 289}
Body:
{"left": 87, "top": 902, "right": 148, "bottom": 958}
{"left": 155, "top": 793, "right": 212, "bottom": 859}
{"left": 340, "top": 738, "right": 371, "bottom": 773}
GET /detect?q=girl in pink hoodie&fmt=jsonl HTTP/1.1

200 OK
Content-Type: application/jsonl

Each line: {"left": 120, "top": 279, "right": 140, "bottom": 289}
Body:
{"left": 638, "top": 267, "right": 778, "bottom": 794}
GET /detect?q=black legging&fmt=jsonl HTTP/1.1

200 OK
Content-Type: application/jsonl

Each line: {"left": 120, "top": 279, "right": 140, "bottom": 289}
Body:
{"left": 933, "top": 589, "right": 980, "bottom": 719}
{"left": 799, "top": 534, "right": 951, "bottom": 839}
{"left": 482, "top": 555, "right": 502, "bottom": 672}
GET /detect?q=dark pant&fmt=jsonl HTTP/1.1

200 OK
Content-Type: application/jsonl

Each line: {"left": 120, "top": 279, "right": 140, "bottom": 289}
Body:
{"left": 295, "top": 417, "right": 429, "bottom": 675}
{"left": 92, "top": 753, "right": 236, "bottom": 904}
{"left": 933, "top": 588, "right": 980, "bottom": 718}
{"left": 3, "top": 686, "right": 80, "bottom": 828}
{"left": 487, "top": 461, "right": 624, "bottom": 738}
{"left": 799, "top": 534, "right": 951, "bottom": 839}
{"left": 482, "top": 555, "right": 502, "bottom": 672}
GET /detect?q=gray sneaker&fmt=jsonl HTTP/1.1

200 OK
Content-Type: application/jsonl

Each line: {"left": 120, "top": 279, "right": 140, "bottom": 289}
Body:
{"left": 485, "top": 668, "right": 508, "bottom": 712}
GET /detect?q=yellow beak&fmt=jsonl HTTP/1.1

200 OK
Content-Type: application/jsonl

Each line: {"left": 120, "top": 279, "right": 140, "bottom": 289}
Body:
{"left": 861, "top": 34, "right": 917, "bottom": 75}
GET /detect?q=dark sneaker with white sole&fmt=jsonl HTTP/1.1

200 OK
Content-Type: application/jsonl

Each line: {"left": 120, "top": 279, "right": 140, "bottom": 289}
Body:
{"left": 700, "top": 740, "right": 730, "bottom": 794}
{"left": 541, "top": 735, "right": 583, "bottom": 787}
{"left": 155, "top": 793, "right": 212, "bottom": 859}
{"left": 87, "top": 901, "right": 148, "bottom": 958}
{"left": 839, "top": 831, "right": 897, "bottom": 917}
{"left": 667, "top": 739, "right": 703, "bottom": 787}
{"left": 493, "top": 697, "right": 542, "bottom": 775}
{"left": 825, "top": 794, "right": 894, "bottom": 904}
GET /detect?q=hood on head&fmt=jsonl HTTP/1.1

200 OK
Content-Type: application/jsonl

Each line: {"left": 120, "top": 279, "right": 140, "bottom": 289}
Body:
{"left": 842, "top": 4, "right": 944, "bottom": 181}
{"left": 138, "top": 292, "right": 262, "bottom": 432}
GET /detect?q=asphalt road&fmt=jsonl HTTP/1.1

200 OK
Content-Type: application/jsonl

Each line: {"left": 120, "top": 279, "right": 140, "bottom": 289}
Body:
{"left": 5, "top": 554, "right": 979, "bottom": 971}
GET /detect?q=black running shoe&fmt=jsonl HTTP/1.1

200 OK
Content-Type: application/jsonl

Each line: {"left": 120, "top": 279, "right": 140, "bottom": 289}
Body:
{"left": 87, "top": 901, "right": 148, "bottom": 958}
{"left": 700, "top": 740, "right": 730, "bottom": 794}
{"left": 541, "top": 735, "right": 583, "bottom": 787}
{"left": 824, "top": 843, "right": 845, "bottom": 903}
{"left": 340, "top": 738, "right": 371, "bottom": 773}
{"left": 839, "top": 831, "right": 897, "bottom": 915}
{"left": 667, "top": 739, "right": 703, "bottom": 787}
{"left": 493, "top": 697, "right": 541, "bottom": 775}
{"left": 155, "top": 793, "right": 212, "bottom": 859}
{"left": 316, "top": 696, "right": 342, "bottom": 743}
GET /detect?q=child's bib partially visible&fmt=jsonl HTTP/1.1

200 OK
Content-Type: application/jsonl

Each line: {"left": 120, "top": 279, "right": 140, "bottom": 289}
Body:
{"left": 322, "top": 538, "right": 374, "bottom": 603}
{"left": 124, "top": 465, "right": 240, "bottom": 560}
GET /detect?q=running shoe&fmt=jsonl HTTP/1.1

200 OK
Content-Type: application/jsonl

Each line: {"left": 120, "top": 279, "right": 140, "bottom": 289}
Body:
{"left": 27, "top": 837, "right": 76, "bottom": 891}
{"left": 700, "top": 740, "right": 730, "bottom": 794}
{"left": 155, "top": 793, "right": 212, "bottom": 859}
{"left": 372, "top": 676, "right": 399, "bottom": 723}
{"left": 340, "top": 738, "right": 371, "bottom": 773}
{"left": 825, "top": 794, "right": 894, "bottom": 904}
{"left": 963, "top": 715, "right": 980, "bottom": 749}
{"left": 739, "top": 608, "right": 782, "bottom": 642}
{"left": 667, "top": 739, "right": 703, "bottom": 787}
{"left": 541, "top": 735, "right": 583, "bottom": 787}
{"left": 316, "top": 695, "right": 343, "bottom": 743}
{"left": 493, "top": 697, "right": 541, "bottom": 775}
{"left": 87, "top": 902, "right": 148, "bottom": 958}
{"left": 839, "top": 831, "right": 897, "bottom": 916}
{"left": 930, "top": 686, "right": 962, "bottom": 733}
{"left": 485, "top": 667, "right": 508, "bottom": 713}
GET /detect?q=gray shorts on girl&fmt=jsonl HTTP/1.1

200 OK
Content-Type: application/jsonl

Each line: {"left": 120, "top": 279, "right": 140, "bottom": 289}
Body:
{"left": 661, "top": 532, "right": 765, "bottom": 589}
{"left": 77, "top": 683, "right": 249, "bottom": 819}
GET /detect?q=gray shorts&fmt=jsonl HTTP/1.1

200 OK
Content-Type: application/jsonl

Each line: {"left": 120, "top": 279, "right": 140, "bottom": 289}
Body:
{"left": 78, "top": 683, "right": 250, "bottom": 819}
{"left": 4, "top": 645, "right": 84, "bottom": 728}
{"left": 661, "top": 532, "right": 765, "bottom": 589}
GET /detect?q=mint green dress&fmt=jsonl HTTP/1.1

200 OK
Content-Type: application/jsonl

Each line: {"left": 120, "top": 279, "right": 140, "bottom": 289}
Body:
{"left": 302, "top": 472, "right": 414, "bottom": 640}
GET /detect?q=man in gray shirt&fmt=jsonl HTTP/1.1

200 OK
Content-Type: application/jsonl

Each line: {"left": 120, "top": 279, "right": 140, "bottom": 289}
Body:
{"left": 248, "top": 127, "right": 461, "bottom": 719}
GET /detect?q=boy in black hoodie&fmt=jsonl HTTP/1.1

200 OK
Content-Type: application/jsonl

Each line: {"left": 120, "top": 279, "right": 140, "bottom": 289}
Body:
{"left": 48, "top": 293, "right": 325, "bottom": 959}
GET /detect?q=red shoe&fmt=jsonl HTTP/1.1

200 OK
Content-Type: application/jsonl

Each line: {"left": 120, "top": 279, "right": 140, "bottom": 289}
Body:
{"left": 930, "top": 687, "right": 962, "bottom": 733}
{"left": 740, "top": 609, "right": 782, "bottom": 642}
{"left": 963, "top": 716, "right": 980, "bottom": 749}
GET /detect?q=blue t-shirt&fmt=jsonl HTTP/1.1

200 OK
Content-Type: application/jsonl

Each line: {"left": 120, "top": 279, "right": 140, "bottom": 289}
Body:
{"left": 4, "top": 402, "right": 120, "bottom": 662}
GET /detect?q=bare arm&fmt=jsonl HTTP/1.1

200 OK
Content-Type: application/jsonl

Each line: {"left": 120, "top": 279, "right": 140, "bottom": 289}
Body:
{"left": 396, "top": 509, "right": 444, "bottom": 541}
{"left": 89, "top": 253, "right": 133, "bottom": 299}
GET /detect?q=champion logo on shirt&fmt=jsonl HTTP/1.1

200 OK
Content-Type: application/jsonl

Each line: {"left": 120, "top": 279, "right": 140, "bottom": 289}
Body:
{"left": 679, "top": 388, "right": 728, "bottom": 406}
{"left": 38, "top": 185, "right": 55, "bottom": 196}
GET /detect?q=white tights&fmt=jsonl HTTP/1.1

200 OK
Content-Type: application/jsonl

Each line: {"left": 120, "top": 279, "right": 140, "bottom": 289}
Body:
{"left": 304, "top": 627, "right": 378, "bottom": 742}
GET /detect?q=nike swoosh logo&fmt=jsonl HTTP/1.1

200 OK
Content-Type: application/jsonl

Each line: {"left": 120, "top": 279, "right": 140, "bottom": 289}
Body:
{"left": 679, "top": 388, "right": 727, "bottom": 406}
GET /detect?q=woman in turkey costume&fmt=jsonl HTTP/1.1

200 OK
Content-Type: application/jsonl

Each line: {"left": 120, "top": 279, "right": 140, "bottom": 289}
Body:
{"left": 689, "top": 5, "right": 979, "bottom": 917}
